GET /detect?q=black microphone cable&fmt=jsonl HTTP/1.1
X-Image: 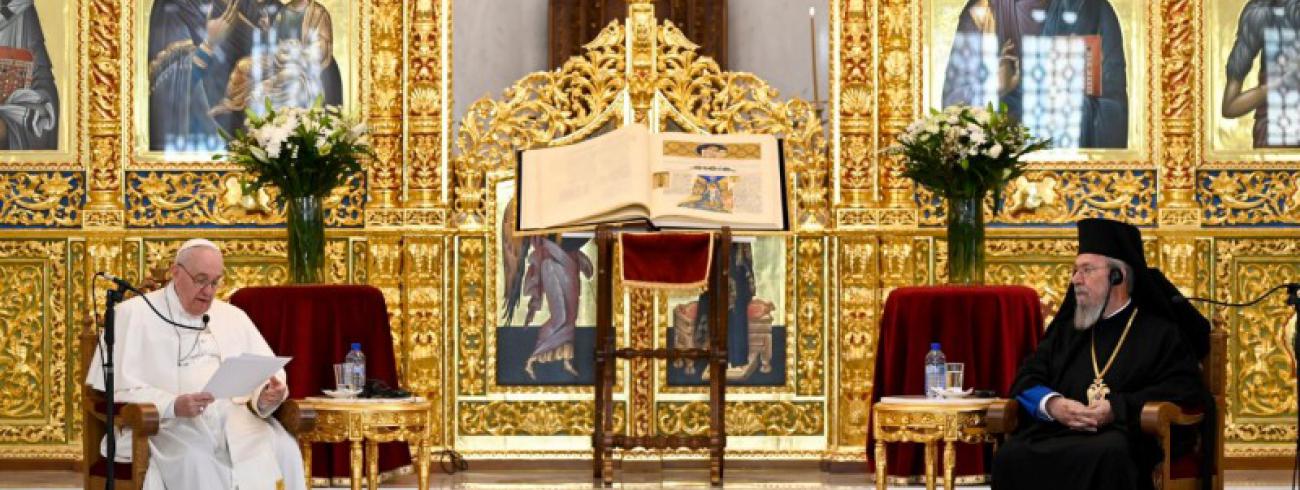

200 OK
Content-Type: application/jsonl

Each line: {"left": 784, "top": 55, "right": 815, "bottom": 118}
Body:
{"left": 438, "top": 448, "right": 468, "bottom": 475}
{"left": 1176, "top": 284, "right": 1300, "bottom": 490}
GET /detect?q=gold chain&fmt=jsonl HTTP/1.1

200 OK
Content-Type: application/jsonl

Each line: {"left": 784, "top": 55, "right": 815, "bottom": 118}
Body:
{"left": 1090, "top": 307, "right": 1138, "bottom": 381}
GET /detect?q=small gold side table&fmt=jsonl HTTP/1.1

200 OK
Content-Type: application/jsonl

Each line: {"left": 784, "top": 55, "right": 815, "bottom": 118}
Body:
{"left": 297, "top": 398, "right": 433, "bottom": 490}
{"left": 872, "top": 396, "right": 999, "bottom": 490}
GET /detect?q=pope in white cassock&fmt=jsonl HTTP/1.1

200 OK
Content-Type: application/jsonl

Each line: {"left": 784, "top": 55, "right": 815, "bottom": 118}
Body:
{"left": 86, "top": 238, "right": 306, "bottom": 490}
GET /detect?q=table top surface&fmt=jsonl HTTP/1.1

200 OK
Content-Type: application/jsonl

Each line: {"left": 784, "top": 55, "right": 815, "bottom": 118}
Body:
{"left": 876, "top": 396, "right": 1001, "bottom": 411}
{"left": 301, "top": 397, "right": 431, "bottom": 411}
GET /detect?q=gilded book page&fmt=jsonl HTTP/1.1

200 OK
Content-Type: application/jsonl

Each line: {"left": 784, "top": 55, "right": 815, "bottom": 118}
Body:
{"left": 649, "top": 132, "right": 785, "bottom": 230}
{"left": 518, "top": 123, "right": 650, "bottom": 231}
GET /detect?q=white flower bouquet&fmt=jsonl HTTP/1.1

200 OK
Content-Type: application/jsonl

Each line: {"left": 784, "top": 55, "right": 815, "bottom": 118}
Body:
{"left": 890, "top": 104, "right": 1048, "bottom": 202}
{"left": 215, "top": 98, "right": 371, "bottom": 201}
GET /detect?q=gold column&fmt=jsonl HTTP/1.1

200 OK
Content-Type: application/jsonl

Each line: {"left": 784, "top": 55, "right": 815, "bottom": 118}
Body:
{"left": 629, "top": 287, "right": 656, "bottom": 440}
{"left": 832, "top": 236, "right": 880, "bottom": 461}
{"left": 365, "top": 0, "right": 405, "bottom": 213}
{"left": 796, "top": 236, "right": 827, "bottom": 396}
{"left": 404, "top": 236, "right": 448, "bottom": 445}
{"left": 368, "top": 236, "right": 405, "bottom": 378}
{"left": 878, "top": 0, "right": 918, "bottom": 211}
{"left": 85, "top": 0, "right": 125, "bottom": 228}
{"left": 837, "top": 0, "right": 875, "bottom": 207}
{"left": 455, "top": 236, "right": 488, "bottom": 396}
{"left": 405, "top": 0, "right": 445, "bottom": 208}
{"left": 1157, "top": 0, "right": 1201, "bottom": 227}
{"left": 626, "top": 0, "right": 657, "bottom": 124}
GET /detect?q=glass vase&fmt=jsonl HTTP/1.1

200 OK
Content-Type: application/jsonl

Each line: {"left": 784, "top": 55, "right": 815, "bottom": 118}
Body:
{"left": 945, "top": 195, "right": 986, "bottom": 284}
{"left": 287, "top": 195, "right": 326, "bottom": 284}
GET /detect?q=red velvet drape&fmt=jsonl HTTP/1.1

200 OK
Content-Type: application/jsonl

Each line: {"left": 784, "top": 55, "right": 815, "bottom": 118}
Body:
{"left": 229, "top": 285, "right": 411, "bottom": 479}
{"left": 620, "top": 232, "right": 713, "bottom": 288}
{"left": 869, "top": 285, "right": 1044, "bottom": 479}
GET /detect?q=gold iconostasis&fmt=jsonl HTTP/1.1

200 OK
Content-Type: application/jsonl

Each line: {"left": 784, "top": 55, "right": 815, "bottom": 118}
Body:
{"left": 0, "top": 0, "right": 1296, "bottom": 466}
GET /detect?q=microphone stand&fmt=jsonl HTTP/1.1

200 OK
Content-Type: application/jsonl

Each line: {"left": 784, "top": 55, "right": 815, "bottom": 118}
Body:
{"left": 1179, "top": 283, "right": 1300, "bottom": 490}
{"left": 101, "top": 281, "right": 128, "bottom": 490}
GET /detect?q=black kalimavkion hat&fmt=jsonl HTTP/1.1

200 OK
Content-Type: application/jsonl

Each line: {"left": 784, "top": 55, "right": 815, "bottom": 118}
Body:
{"left": 1056, "top": 218, "right": 1209, "bottom": 358}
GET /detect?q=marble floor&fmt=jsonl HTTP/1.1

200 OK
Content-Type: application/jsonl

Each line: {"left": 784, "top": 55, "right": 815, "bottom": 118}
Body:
{"left": 0, "top": 468, "right": 1295, "bottom": 489}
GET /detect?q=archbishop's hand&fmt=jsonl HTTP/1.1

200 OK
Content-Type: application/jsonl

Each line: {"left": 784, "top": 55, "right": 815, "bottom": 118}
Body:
{"left": 1046, "top": 396, "right": 1102, "bottom": 431}
{"left": 1083, "top": 398, "right": 1115, "bottom": 428}
{"left": 175, "top": 392, "right": 215, "bottom": 418}
{"left": 257, "top": 377, "right": 288, "bottom": 413}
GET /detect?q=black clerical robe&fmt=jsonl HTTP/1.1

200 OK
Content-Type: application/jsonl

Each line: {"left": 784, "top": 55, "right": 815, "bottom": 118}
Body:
{"left": 992, "top": 302, "right": 1206, "bottom": 490}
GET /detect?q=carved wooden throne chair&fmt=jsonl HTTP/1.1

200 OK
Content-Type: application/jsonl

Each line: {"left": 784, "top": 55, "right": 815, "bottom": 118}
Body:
{"left": 986, "top": 315, "right": 1227, "bottom": 490}
{"left": 80, "top": 268, "right": 316, "bottom": 490}
{"left": 451, "top": 0, "right": 828, "bottom": 486}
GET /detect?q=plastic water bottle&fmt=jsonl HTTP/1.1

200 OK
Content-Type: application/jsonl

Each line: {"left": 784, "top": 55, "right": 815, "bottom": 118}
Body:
{"left": 345, "top": 343, "right": 366, "bottom": 391}
{"left": 924, "top": 342, "right": 947, "bottom": 398}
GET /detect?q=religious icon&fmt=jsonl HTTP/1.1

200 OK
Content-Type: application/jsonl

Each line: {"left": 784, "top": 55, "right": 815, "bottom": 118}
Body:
{"left": 496, "top": 193, "right": 596, "bottom": 385}
{"left": 146, "top": 0, "right": 344, "bottom": 152}
{"left": 1220, "top": 0, "right": 1300, "bottom": 148}
{"left": 939, "top": 0, "right": 1129, "bottom": 149}
{"left": 667, "top": 238, "right": 787, "bottom": 387}
{"left": 0, "top": 1, "right": 58, "bottom": 150}
{"left": 677, "top": 175, "right": 735, "bottom": 213}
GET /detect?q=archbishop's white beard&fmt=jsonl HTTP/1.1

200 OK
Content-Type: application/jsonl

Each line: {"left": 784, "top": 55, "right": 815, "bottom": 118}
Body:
{"left": 1073, "top": 296, "right": 1105, "bottom": 330}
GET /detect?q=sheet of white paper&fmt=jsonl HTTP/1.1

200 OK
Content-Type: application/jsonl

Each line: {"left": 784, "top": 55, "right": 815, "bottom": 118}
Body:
{"left": 202, "top": 354, "right": 292, "bottom": 398}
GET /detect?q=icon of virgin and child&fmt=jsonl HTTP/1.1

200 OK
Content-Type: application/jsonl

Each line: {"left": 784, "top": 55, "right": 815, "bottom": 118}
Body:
{"left": 147, "top": 0, "right": 344, "bottom": 152}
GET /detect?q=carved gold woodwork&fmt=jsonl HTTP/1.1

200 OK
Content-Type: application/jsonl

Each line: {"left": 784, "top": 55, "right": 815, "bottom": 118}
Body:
{"left": 298, "top": 399, "right": 433, "bottom": 490}
{"left": 1, "top": 0, "right": 1300, "bottom": 464}
{"left": 873, "top": 399, "right": 996, "bottom": 490}
{"left": 448, "top": 1, "right": 830, "bottom": 459}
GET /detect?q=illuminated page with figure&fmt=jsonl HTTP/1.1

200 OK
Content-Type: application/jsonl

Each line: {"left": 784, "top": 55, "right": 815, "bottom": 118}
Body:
{"left": 516, "top": 124, "right": 787, "bottom": 233}
{"left": 647, "top": 132, "right": 786, "bottom": 231}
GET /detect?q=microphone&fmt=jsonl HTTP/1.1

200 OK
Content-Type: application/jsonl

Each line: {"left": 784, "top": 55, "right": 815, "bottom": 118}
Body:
{"left": 202, "top": 314, "right": 210, "bottom": 331}
{"left": 96, "top": 272, "right": 138, "bottom": 292}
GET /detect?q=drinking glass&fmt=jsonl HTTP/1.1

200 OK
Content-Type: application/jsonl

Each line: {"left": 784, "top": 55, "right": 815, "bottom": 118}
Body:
{"left": 945, "top": 362, "right": 965, "bottom": 391}
{"left": 333, "top": 363, "right": 354, "bottom": 391}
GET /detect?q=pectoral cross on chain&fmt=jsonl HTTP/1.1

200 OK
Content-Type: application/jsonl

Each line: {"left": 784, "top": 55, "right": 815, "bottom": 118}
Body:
{"left": 1087, "top": 378, "right": 1110, "bottom": 404}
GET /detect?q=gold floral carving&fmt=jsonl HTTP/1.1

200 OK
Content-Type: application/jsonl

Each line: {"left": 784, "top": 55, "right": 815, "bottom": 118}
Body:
{"left": 1214, "top": 239, "right": 1300, "bottom": 447}
{"left": 87, "top": 0, "right": 123, "bottom": 213}
{"left": 406, "top": 0, "right": 443, "bottom": 208}
{"left": 656, "top": 401, "right": 823, "bottom": 437}
{"left": 1201, "top": 171, "right": 1300, "bottom": 225}
{"left": 458, "top": 401, "right": 626, "bottom": 436}
{"left": 403, "top": 236, "right": 447, "bottom": 444}
{"left": 457, "top": 236, "right": 487, "bottom": 395}
{"left": 796, "top": 237, "right": 825, "bottom": 396}
{"left": 629, "top": 288, "right": 654, "bottom": 438}
{"left": 837, "top": 237, "right": 879, "bottom": 449}
{"left": 0, "top": 241, "right": 69, "bottom": 444}
{"left": 0, "top": 173, "right": 84, "bottom": 227}
{"left": 918, "top": 171, "right": 1156, "bottom": 226}
{"left": 837, "top": 0, "right": 874, "bottom": 205}
{"left": 878, "top": 0, "right": 917, "bottom": 209}
{"left": 452, "top": 21, "right": 626, "bottom": 228}
{"left": 126, "top": 173, "right": 364, "bottom": 227}
{"left": 366, "top": 0, "right": 403, "bottom": 209}
{"left": 1158, "top": 0, "right": 1198, "bottom": 213}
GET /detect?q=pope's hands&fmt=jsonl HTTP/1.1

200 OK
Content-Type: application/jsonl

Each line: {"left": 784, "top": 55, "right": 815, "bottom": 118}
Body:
{"left": 257, "top": 377, "right": 287, "bottom": 413}
{"left": 175, "top": 392, "right": 215, "bottom": 418}
{"left": 1046, "top": 397, "right": 1115, "bottom": 431}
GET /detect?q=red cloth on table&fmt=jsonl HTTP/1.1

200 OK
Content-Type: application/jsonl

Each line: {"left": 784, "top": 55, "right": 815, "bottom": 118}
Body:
{"left": 228, "top": 285, "right": 411, "bottom": 479}
{"left": 620, "top": 232, "right": 713, "bottom": 288}
{"left": 870, "top": 285, "right": 1044, "bottom": 479}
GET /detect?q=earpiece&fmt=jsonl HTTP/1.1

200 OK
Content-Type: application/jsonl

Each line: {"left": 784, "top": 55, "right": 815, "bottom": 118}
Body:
{"left": 1108, "top": 267, "right": 1123, "bottom": 286}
